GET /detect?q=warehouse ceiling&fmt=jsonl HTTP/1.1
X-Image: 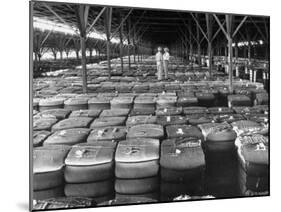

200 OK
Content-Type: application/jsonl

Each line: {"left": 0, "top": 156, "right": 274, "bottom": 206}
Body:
{"left": 33, "top": 1, "right": 269, "bottom": 53}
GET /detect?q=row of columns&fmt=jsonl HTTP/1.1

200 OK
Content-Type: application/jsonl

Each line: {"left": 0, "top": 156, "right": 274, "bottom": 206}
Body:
{"left": 172, "top": 14, "right": 269, "bottom": 93}
{"left": 32, "top": 3, "right": 152, "bottom": 93}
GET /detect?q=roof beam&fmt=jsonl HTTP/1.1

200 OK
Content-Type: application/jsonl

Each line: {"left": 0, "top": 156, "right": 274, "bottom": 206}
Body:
{"left": 213, "top": 14, "right": 229, "bottom": 40}
{"left": 232, "top": 16, "right": 248, "bottom": 38}
{"left": 110, "top": 9, "right": 133, "bottom": 39}
{"left": 211, "top": 20, "right": 226, "bottom": 42}
{"left": 249, "top": 16, "right": 267, "bottom": 42}
{"left": 86, "top": 7, "right": 106, "bottom": 35}
{"left": 178, "top": 13, "right": 198, "bottom": 43}
{"left": 40, "top": 29, "right": 53, "bottom": 46}
{"left": 191, "top": 13, "right": 209, "bottom": 42}
{"left": 43, "top": 3, "right": 79, "bottom": 35}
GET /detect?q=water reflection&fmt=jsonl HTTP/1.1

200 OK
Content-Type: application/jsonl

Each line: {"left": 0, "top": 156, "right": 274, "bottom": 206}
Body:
{"left": 33, "top": 149, "right": 269, "bottom": 206}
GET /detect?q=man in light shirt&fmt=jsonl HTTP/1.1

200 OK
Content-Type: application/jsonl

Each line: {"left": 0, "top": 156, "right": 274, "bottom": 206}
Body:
{"left": 155, "top": 47, "right": 163, "bottom": 80}
{"left": 163, "top": 47, "right": 170, "bottom": 79}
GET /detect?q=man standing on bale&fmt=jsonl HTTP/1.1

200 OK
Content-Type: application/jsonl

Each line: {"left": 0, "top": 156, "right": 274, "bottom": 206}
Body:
{"left": 163, "top": 47, "right": 170, "bottom": 80}
{"left": 155, "top": 47, "right": 163, "bottom": 80}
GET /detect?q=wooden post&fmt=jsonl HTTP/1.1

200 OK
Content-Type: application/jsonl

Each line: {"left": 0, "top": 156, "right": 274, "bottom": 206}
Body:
{"left": 226, "top": 14, "right": 233, "bottom": 93}
{"left": 206, "top": 14, "right": 213, "bottom": 76}
{"left": 224, "top": 44, "right": 228, "bottom": 63}
{"left": 127, "top": 18, "right": 131, "bottom": 70}
{"left": 133, "top": 26, "right": 136, "bottom": 63}
{"left": 80, "top": 36, "right": 87, "bottom": 92}
{"left": 119, "top": 12, "right": 124, "bottom": 72}
{"left": 235, "top": 41, "right": 238, "bottom": 60}
{"left": 246, "top": 31, "right": 251, "bottom": 62}
{"left": 104, "top": 7, "right": 112, "bottom": 77}
{"left": 186, "top": 30, "right": 189, "bottom": 64}
{"left": 196, "top": 14, "right": 201, "bottom": 67}
{"left": 75, "top": 5, "right": 89, "bottom": 93}
{"left": 188, "top": 21, "right": 193, "bottom": 68}
{"left": 243, "top": 44, "right": 247, "bottom": 59}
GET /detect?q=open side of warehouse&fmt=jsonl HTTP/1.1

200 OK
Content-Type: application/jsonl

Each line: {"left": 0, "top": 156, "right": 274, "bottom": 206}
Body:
{"left": 31, "top": 1, "right": 269, "bottom": 91}
{"left": 31, "top": 1, "right": 269, "bottom": 210}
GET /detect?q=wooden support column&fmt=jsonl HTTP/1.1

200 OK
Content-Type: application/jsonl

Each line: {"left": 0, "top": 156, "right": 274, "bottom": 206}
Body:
{"left": 126, "top": 18, "right": 131, "bottom": 70}
{"left": 185, "top": 30, "right": 189, "bottom": 64}
{"left": 119, "top": 12, "right": 124, "bottom": 72}
{"left": 235, "top": 41, "right": 238, "bottom": 61}
{"left": 196, "top": 14, "right": 201, "bottom": 67}
{"left": 226, "top": 14, "right": 233, "bottom": 93}
{"left": 137, "top": 44, "right": 140, "bottom": 63}
{"left": 188, "top": 20, "right": 193, "bottom": 67}
{"left": 133, "top": 26, "right": 136, "bottom": 63}
{"left": 75, "top": 5, "right": 89, "bottom": 93}
{"left": 263, "top": 18, "right": 269, "bottom": 61}
{"left": 104, "top": 7, "right": 112, "bottom": 77}
{"left": 246, "top": 30, "right": 251, "bottom": 62}
{"left": 224, "top": 44, "right": 228, "bottom": 63}
{"left": 206, "top": 14, "right": 213, "bottom": 75}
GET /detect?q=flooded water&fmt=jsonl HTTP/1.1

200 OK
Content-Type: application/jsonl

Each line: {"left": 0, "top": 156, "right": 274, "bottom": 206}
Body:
{"left": 33, "top": 148, "right": 269, "bottom": 207}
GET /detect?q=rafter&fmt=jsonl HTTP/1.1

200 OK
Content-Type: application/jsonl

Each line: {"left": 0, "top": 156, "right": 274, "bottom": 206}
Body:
{"left": 213, "top": 14, "right": 229, "bottom": 40}
{"left": 232, "top": 16, "right": 248, "bottom": 38}
{"left": 191, "top": 13, "right": 208, "bottom": 41}
{"left": 110, "top": 9, "right": 133, "bottom": 39}
{"left": 86, "top": 7, "right": 106, "bottom": 35}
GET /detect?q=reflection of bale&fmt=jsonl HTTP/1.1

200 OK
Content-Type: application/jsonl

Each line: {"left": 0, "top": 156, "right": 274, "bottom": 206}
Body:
{"left": 237, "top": 164, "right": 269, "bottom": 196}
{"left": 34, "top": 169, "right": 64, "bottom": 190}
{"left": 115, "top": 177, "right": 159, "bottom": 194}
{"left": 115, "top": 192, "right": 159, "bottom": 201}
{"left": 204, "top": 153, "right": 239, "bottom": 198}
{"left": 160, "top": 178, "right": 204, "bottom": 201}
{"left": 161, "top": 167, "right": 205, "bottom": 183}
{"left": 33, "top": 186, "right": 64, "bottom": 200}
{"left": 65, "top": 179, "right": 114, "bottom": 197}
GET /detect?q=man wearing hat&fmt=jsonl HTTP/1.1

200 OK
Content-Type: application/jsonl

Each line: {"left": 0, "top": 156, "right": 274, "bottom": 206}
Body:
{"left": 163, "top": 47, "right": 170, "bottom": 80}
{"left": 155, "top": 47, "right": 164, "bottom": 80}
